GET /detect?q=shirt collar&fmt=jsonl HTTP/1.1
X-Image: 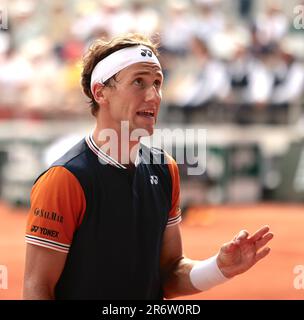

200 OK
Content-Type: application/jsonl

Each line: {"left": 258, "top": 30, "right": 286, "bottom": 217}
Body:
{"left": 85, "top": 132, "right": 127, "bottom": 169}
{"left": 85, "top": 131, "right": 148, "bottom": 169}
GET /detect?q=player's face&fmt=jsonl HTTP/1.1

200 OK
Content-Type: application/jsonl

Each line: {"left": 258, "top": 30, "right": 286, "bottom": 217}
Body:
{"left": 106, "top": 62, "right": 163, "bottom": 136}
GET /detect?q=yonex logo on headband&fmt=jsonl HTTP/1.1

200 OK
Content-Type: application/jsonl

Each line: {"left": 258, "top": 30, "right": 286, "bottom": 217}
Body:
{"left": 141, "top": 49, "right": 152, "bottom": 57}
{"left": 90, "top": 45, "right": 161, "bottom": 93}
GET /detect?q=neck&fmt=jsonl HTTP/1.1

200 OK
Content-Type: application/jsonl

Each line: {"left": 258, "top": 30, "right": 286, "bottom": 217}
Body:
{"left": 92, "top": 124, "right": 140, "bottom": 166}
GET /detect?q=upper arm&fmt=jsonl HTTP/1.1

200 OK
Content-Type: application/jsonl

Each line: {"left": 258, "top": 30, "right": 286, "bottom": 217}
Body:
{"left": 23, "top": 244, "right": 67, "bottom": 299}
{"left": 160, "top": 223, "right": 183, "bottom": 279}
{"left": 160, "top": 153, "right": 183, "bottom": 274}
{"left": 23, "top": 166, "right": 86, "bottom": 299}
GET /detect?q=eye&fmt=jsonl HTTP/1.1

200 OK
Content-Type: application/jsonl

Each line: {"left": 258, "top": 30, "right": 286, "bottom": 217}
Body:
{"left": 133, "top": 78, "right": 144, "bottom": 87}
{"left": 154, "top": 79, "right": 162, "bottom": 88}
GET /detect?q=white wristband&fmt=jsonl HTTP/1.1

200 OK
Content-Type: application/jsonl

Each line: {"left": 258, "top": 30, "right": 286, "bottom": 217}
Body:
{"left": 189, "top": 255, "right": 229, "bottom": 291}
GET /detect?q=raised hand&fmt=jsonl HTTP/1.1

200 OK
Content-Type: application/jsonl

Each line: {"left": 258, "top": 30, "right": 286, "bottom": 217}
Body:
{"left": 216, "top": 225, "right": 274, "bottom": 278}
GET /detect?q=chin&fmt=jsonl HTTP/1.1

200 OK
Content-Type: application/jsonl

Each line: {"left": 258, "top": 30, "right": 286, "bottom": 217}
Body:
{"left": 131, "top": 122, "right": 155, "bottom": 138}
{"left": 138, "top": 126, "right": 154, "bottom": 137}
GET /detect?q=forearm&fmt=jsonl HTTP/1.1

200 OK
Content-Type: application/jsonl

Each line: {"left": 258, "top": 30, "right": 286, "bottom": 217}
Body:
{"left": 162, "top": 257, "right": 201, "bottom": 299}
{"left": 162, "top": 255, "right": 229, "bottom": 299}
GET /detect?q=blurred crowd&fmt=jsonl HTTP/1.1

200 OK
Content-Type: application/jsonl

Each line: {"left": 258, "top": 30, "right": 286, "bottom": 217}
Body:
{"left": 0, "top": 0, "right": 303, "bottom": 123}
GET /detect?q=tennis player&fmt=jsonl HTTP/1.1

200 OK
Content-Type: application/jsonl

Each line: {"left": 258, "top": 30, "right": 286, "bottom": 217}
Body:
{"left": 23, "top": 33, "right": 273, "bottom": 299}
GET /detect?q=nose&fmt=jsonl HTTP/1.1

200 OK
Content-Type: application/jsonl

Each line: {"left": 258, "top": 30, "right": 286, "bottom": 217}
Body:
{"left": 144, "top": 86, "right": 161, "bottom": 103}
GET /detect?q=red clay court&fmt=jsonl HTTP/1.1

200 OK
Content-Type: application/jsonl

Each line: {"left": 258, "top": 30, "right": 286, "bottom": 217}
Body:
{"left": 0, "top": 201, "right": 303, "bottom": 300}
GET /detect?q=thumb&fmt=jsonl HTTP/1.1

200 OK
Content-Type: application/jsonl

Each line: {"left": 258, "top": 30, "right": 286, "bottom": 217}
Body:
{"left": 221, "top": 241, "right": 237, "bottom": 254}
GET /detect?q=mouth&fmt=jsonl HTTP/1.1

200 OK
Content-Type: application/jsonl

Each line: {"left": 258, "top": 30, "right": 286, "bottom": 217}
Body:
{"left": 136, "top": 109, "right": 155, "bottom": 119}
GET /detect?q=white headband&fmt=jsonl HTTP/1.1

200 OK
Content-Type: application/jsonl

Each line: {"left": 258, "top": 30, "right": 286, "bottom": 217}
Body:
{"left": 90, "top": 45, "right": 161, "bottom": 92}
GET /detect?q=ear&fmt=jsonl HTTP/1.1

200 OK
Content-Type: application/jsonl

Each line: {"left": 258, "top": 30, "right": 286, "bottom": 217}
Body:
{"left": 92, "top": 83, "right": 108, "bottom": 107}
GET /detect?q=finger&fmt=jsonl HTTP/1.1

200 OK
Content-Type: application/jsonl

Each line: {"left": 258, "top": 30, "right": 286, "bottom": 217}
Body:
{"left": 255, "top": 247, "right": 271, "bottom": 262}
{"left": 234, "top": 230, "right": 249, "bottom": 242}
{"left": 255, "top": 233, "right": 274, "bottom": 251}
{"left": 248, "top": 225, "right": 270, "bottom": 242}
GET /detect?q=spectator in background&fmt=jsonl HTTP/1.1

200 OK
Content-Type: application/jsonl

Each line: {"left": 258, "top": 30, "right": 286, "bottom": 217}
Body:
{"left": 58, "top": 33, "right": 87, "bottom": 116}
{"left": 21, "top": 37, "right": 66, "bottom": 116}
{"left": 0, "top": 47, "right": 31, "bottom": 113}
{"left": 227, "top": 43, "right": 273, "bottom": 123}
{"left": 193, "top": 0, "right": 225, "bottom": 45}
{"left": 208, "top": 18, "right": 251, "bottom": 61}
{"left": 268, "top": 44, "right": 304, "bottom": 123}
{"left": 159, "top": 0, "right": 194, "bottom": 83}
{"left": 9, "top": 0, "right": 46, "bottom": 50}
{"left": 247, "top": 44, "right": 274, "bottom": 107}
{"left": 160, "top": 0, "right": 194, "bottom": 57}
{"left": 46, "top": 2, "right": 72, "bottom": 58}
{"left": 69, "top": 2, "right": 102, "bottom": 42}
{"left": 254, "top": 2, "right": 289, "bottom": 46}
{"left": 165, "top": 36, "right": 230, "bottom": 123}
{"left": 0, "top": 15, "right": 10, "bottom": 55}
{"left": 127, "top": 1, "right": 160, "bottom": 37}
{"left": 238, "top": 0, "right": 253, "bottom": 21}
{"left": 71, "top": 0, "right": 132, "bottom": 41}
{"left": 227, "top": 44, "right": 253, "bottom": 114}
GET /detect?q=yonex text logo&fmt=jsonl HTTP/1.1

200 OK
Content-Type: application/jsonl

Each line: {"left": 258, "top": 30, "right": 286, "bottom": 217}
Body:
{"left": 30, "top": 225, "right": 59, "bottom": 238}
{"left": 0, "top": 6, "right": 8, "bottom": 30}
{"left": 293, "top": 5, "right": 304, "bottom": 29}
{"left": 0, "top": 265, "right": 8, "bottom": 289}
{"left": 150, "top": 175, "right": 158, "bottom": 185}
{"left": 31, "top": 225, "right": 39, "bottom": 233}
{"left": 293, "top": 265, "right": 304, "bottom": 289}
{"left": 141, "top": 49, "right": 152, "bottom": 57}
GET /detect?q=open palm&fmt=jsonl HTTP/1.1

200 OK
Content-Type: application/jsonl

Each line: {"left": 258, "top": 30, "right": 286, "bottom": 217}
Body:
{"left": 217, "top": 226, "right": 274, "bottom": 278}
